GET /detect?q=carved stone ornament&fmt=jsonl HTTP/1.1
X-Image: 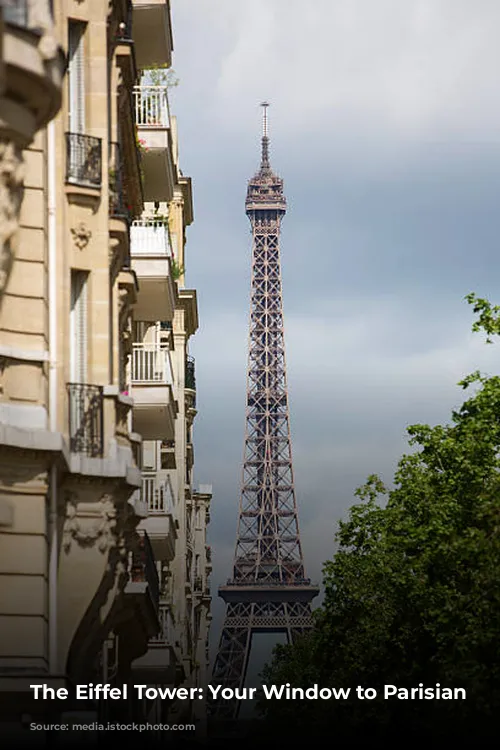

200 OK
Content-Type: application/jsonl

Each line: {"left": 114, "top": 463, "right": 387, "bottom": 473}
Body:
{"left": 71, "top": 222, "right": 92, "bottom": 250}
{"left": 63, "top": 493, "right": 117, "bottom": 554}
{"left": 0, "top": 141, "right": 25, "bottom": 296}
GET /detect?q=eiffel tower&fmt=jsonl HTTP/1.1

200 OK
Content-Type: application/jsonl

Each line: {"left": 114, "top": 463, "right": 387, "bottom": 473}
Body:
{"left": 210, "top": 104, "right": 319, "bottom": 721}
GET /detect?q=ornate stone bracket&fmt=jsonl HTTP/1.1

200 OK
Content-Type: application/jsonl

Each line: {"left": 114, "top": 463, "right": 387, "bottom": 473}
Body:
{"left": 117, "top": 271, "right": 136, "bottom": 384}
{"left": 118, "top": 284, "right": 131, "bottom": 322}
{"left": 63, "top": 493, "right": 118, "bottom": 554}
{"left": 0, "top": 140, "right": 24, "bottom": 296}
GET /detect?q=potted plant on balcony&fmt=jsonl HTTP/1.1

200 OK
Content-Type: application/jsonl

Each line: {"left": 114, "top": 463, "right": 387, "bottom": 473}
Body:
{"left": 151, "top": 211, "right": 169, "bottom": 226}
{"left": 138, "top": 66, "right": 179, "bottom": 126}
{"left": 135, "top": 130, "right": 148, "bottom": 154}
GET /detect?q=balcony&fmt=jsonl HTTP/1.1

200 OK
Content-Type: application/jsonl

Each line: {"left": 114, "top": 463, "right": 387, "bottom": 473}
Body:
{"left": 185, "top": 355, "right": 196, "bottom": 411}
{"left": 124, "top": 530, "right": 160, "bottom": 638}
{"left": 130, "top": 218, "right": 175, "bottom": 321}
{"left": 178, "top": 288, "right": 199, "bottom": 338}
{"left": 142, "top": 473, "right": 169, "bottom": 514}
{"left": 131, "top": 342, "right": 172, "bottom": 382}
{"left": 185, "top": 356, "right": 195, "bottom": 390}
{"left": 131, "top": 0, "right": 173, "bottom": 70}
{"left": 131, "top": 218, "right": 171, "bottom": 255}
{"left": 138, "top": 473, "right": 177, "bottom": 561}
{"left": 65, "top": 132, "right": 102, "bottom": 190}
{"left": 130, "top": 343, "right": 176, "bottom": 440}
{"left": 67, "top": 383, "right": 104, "bottom": 457}
{"left": 1, "top": 0, "right": 64, "bottom": 147}
{"left": 134, "top": 85, "right": 175, "bottom": 202}
{"left": 132, "top": 603, "right": 180, "bottom": 685}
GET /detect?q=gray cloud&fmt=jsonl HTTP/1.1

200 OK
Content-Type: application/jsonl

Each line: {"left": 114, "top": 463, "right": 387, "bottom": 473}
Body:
{"left": 172, "top": 0, "right": 500, "bottom": 143}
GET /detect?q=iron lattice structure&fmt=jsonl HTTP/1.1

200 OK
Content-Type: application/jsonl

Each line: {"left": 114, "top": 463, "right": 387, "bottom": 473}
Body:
{"left": 211, "top": 104, "right": 319, "bottom": 720}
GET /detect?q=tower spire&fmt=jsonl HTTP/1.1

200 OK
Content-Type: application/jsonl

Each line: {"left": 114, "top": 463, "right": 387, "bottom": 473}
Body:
{"left": 210, "top": 110, "right": 318, "bottom": 725}
{"left": 260, "top": 100, "right": 270, "bottom": 170}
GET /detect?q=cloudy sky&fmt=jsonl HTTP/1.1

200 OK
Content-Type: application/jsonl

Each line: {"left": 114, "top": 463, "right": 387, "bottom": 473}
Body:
{"left": 168, "top": 0, "right": 500, "bottom": 674}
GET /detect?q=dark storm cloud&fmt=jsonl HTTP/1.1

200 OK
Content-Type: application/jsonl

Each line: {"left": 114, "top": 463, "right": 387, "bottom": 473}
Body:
{"left": 170, "top": 0, "right": 500, "bottom": 659}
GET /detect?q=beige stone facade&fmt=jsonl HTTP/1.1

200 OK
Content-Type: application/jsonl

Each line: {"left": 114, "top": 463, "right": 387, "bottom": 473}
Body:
{"left": 0, "top": 0, "right": 211, "bottom": 740}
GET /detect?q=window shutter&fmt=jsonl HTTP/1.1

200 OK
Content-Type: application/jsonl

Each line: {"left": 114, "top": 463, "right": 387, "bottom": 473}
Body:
{"left": 68, "top": 21, "right": 86, "bottom": 134}
{"left": 70, "top": 271, "right": 88, "bottom": 384}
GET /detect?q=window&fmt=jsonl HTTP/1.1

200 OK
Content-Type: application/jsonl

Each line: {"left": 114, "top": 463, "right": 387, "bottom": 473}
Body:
{"left": 70, "top": 270, "right": 88, "bottom": 383}
{"left": 66, "top": 21, "right": 101, "bottom": 187}
{"left": 68, "top": 20, "right": 86, "bottom": 134}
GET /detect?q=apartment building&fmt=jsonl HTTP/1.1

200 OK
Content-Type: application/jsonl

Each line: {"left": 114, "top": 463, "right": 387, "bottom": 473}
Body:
{"left": 0, "top": 0, "right": 211, "bottom": 740}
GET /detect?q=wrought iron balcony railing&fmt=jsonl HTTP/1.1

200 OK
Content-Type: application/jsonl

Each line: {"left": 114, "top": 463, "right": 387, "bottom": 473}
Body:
{"left": 65, "top": 133, "right": 102, "bottom": 188}
{"left": 134, "top": 85, "right": 170, "bottom": 128}
{"left": 130, "top": 530, "right": 160, "bottom": 612}
{"left": 185, "top": 355, "right": 196, "bottom": 391}
{"left": 185, "top": 355, "right": 196, "bottom": 407}
{"left": 131, "top": 343, "right": 173, "bottom": 384}
{"left": 109, "top": 141, "right": 128, "bottom": 219}
{"left": 67, "top": 383, "right": 104, "bottom": 457}
{"left": 130, "top": 219, "right": 172, "bottom": 256}
{"left": 141, "top": 473, "right": 174, "bottom": 515}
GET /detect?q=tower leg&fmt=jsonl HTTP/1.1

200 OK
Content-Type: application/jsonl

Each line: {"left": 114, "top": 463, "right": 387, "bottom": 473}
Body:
{"left": 211, "top": 605, "right": 252, "bottom": 719}
{"left": 211, "top": 600, "right": 316, "bottom": 721}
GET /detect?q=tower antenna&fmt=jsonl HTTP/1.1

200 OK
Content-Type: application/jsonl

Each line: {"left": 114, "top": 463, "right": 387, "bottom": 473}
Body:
{"left": 260, "top": 100, "right": 269, "bottom": 138}
{"left": 259, "top": 101, "right": 270, "bottom": 169}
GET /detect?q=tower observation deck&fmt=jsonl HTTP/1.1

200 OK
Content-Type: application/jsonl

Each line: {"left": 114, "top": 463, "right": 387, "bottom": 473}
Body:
{"left": 210, "top": 103, "right": 319, "bottom": 721}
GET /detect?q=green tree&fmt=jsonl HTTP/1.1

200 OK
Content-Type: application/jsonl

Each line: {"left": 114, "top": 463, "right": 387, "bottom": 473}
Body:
{"left": 142, "top": 64, "right": 179, "bottom": 89}
{"left": 256, "top": 295, "right": 500, "bottom": 742}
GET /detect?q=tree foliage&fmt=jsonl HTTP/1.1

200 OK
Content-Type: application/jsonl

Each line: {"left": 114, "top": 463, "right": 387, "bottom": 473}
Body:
{"left": 256, "top": 295, "right": 500, "bottom": 741}
{"left": 142, "top": 65, "right": 179, "bottom": 89}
